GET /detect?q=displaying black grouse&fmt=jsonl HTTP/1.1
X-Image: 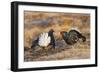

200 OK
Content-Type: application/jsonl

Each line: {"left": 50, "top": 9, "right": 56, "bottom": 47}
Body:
{"left": 60, "top": 29, "right": 86, "bottom": 45}
{"left": 31, "top": 29, "right": 55, "bottom": 49}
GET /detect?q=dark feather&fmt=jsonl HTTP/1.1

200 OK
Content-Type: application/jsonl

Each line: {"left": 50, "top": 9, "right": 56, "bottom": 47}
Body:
{"left": 69, "top": 30, "right": 86, "bottom": 42}
{"left": 31, "top": 29, "right": 55, "bottom": 49}
{"left": 31, "top": 38, "right": 39, "bottom": 48}
{"left": 48, "top": 29, "right": 55, "bottom": 49}
{"left": 60, "top": 29, "right": 86, "bottom": 45}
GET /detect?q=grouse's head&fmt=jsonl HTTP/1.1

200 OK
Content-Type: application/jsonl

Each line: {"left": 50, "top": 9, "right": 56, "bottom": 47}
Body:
{"left": 49, "top": 29, "right": 54, "bottom": 33}
{"left": 60, "top": 31, "right": 66, "bottom": 35}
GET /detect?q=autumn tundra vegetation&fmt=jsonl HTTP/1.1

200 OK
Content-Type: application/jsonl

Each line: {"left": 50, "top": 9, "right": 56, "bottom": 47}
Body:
{"left": 24, "top": 11, "right": 90, "bottom": 61}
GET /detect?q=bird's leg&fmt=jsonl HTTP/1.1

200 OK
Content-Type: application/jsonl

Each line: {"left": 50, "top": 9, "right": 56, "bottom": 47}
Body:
{"left": 41, "top": 47, "right": 48, "bottom": 55}
{"left": 71, "top": 45, "right": 75, "bottom": 49}
{"left": 49, "top": 45, "right": 55, "bottom": 53}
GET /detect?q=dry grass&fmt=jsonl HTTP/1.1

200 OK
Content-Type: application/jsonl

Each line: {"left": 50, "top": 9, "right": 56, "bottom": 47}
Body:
{"left": 24, "top": 11, "right": 90, "bottom": 61}
{"left": 24, "top": 39, "right": 90, "bottom": 61}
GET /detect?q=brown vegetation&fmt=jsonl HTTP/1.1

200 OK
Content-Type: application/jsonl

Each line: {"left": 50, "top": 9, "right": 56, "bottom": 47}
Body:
{"left": 24, "top": 11, "right": 90, "bottom": 62}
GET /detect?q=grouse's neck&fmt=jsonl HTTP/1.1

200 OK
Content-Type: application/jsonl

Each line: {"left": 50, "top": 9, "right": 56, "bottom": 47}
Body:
{"left": 48, "top": 32, "right": 53, "bottom": 36}
{"left": 61, "top": 32, "right": 68, "bottom": 42}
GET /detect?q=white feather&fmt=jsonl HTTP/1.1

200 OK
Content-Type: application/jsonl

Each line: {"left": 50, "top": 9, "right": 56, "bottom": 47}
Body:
{"left": 38, "top": 32, "right": 51, "bottom": 47}
{"left": 69, "top": 27, "right": 81, "bottom": 33}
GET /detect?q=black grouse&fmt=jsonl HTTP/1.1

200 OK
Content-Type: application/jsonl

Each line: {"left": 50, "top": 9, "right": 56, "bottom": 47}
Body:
{"left": 31, "top": 29, "right": 55, "bottom": 49}
{"left": 60, "top": 29, "right": 86, "bottom": 45}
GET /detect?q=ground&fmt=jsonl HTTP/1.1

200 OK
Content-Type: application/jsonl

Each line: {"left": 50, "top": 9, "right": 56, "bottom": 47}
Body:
{"left": 24, "top": 38, "right": 90, "bottom": 61}
{"left": 24, "top": 11, "right": 90, "bottom": 62}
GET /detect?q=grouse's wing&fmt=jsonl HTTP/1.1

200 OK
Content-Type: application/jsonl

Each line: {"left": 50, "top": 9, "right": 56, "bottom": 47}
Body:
{"left": 31, "top": 38, "right": 39, "bottom": 48}
{"left": 64, "top": 31, "right": 79, "bottom": 45}
{"left": 69, "top": 29, "right": 86, "bottom": 42}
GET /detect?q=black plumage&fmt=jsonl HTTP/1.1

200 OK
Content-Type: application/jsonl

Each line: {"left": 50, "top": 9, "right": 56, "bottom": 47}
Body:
{"left": 31, "top": 29, "right": 55, "bottom": 49}
{"left": 48, "top": 29, "right": 55, "bottom": 49}
{"left": 60, "top": 29, "right": 86, "bottom": 45}
{"left": 31, "top": 38, "right": 39, "bottom": 48}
